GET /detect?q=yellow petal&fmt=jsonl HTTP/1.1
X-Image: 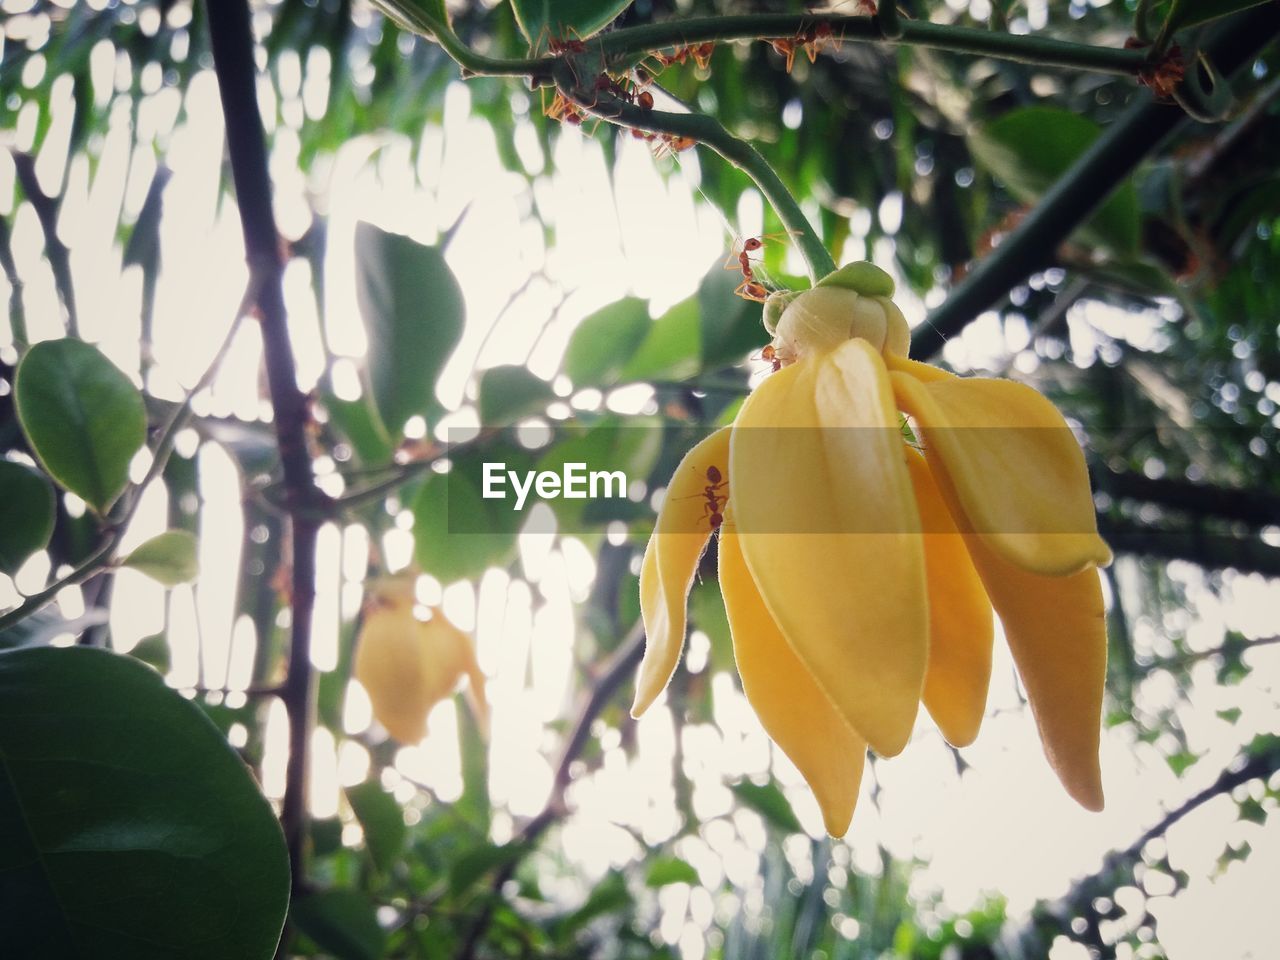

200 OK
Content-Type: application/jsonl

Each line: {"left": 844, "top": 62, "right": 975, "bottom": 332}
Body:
{"left": 633, "top": 427, "right": 733, "bottom": 716}
{"left": 904, "top": 451, "right": 994, "bottom": 747}
{"left": 719, "top": 519, "right": 865, "bottom": 837}
{"left": 888, "top": 370, "right": 1111, "bottom": 577}
{"left": 965, "top": 537, "right": 1107, "bottom": 810}
{"left": 732, "top": 340, "right": 928, "bottom": 756}
{"left": 423, "top": 609, "right": 489, "bottom": 739}
{"left": 355, "top": 602, "right": 433, "bottom": 744}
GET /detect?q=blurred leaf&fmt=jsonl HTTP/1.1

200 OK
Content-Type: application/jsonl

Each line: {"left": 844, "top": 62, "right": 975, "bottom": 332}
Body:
{"left": 346, "top": 780, "right": 407, "bottom": 873}
{"left": 15, "top": 339, "right": 147, "bottom": 513}
{"left": 323, "top": 389, "right": 395, "bottom": 466}
{"left": 534, "top": 417, "right": 661, "bottom": 529}
{"left": 449, "top": 842, "right": 526, "bottom": 898}
{"left": 122, "top": 530, "right": 199, "bottom": 586}
{"left": 0, "top": 460, "right": 55, "bottom": 575}
{"left": 564, "top": 298, "right": 651, "bottom": 388}
{"left": 552, "top": 870, "right": 631, "bottom": 941}
{"left": 510, "top": 0, "right": 632, "bottom": 44}
{"left": 968, "top": 107, "right": 1140, "bottom": 255}
{"left": 690, "top": 579, "right": 734, "bottom": 674}
{"left": 412, "top": 458, "right": 521, "bottom": 582}
{"left": 731, "top": 780, "right": 803, "bottom": 834}
{"left": 354, "top": 222, "right": 465, "bottom": 435}
{"left": 1161, "top": 0, "right": 1272, "bottom": 32}
{"left": 128, "top": 633, "right": 170, "bottom": 673}
{"left": 1165, "top": 749, "right": 1201, "bottom": 776}
{"left": 1237, "top": 796, "right": 1268, "bottom": 826}
{"left": 0, "top": 646, "right": 288, "bottom": 959}
{"left": 645, "top": 857, "right": 700, "bottom": 888}
{"left": 478, "top": 365, "right": 555, "bottom": 424}
{"left": 1216, "top": 707, "right": 1242, "bottom": 724}
{"left": 292, "top": 890, "right": 386, "bottom": 960}
{"left": 699, "top": 267, "right": 765, "bottom": 370}
{"left": 619, "top": 295, "right": 700, "bottom": 383}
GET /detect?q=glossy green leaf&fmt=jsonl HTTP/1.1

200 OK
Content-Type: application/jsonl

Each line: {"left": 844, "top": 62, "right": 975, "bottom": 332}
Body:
{"left": 645, "top": 857, "right": 700, "bottom": 888}
{"left": 0, "top": 645, "right": 289, "bottom": 958}
{"left": 121, "top": 530, "right": 199, "bottom": 586}
{"left": 478, "top": 365, "right": 555, "bottom": 425}
{"left": 619, "top": 294, "right": 701, "bottom": 383}
{"left": 510, "top": 0, "right": 632, "bottom": 45}
{"left": 354, "top": 222, "right": 465, "bottom": 436}
{"left": 0, "top": 461, "right": 55, "bottom": 575}
{"left": 730, "top": 780, "right": 803, "bottom": 834}
{"left": 563, "top": 298, "right": 650, "bottom": 388}
{"left": 968, "top": 107, "right": 1141, "bottom": 255}
{"left": 15, "top": 339, "right": 147, "bottom": 513}
{"left": 291, "top": 890, "right": 386, "bottom": 960}
{"left": 346, "top": 780, "right": 406, "bottom": 873}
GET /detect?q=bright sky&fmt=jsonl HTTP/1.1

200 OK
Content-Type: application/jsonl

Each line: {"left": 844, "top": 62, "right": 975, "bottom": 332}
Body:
{"left": 0, "top": 18, "right": 1277, "bottom": 957}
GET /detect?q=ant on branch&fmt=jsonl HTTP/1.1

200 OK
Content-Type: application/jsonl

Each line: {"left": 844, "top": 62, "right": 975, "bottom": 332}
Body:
{"left": 654, "top": 42, "right": 716, "bottom": 71}
{"left": 768, "top": 22, "right": 840, "bottom": 73}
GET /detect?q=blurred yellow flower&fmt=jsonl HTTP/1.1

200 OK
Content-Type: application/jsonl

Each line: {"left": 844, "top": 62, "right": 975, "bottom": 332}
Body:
{"left": 633, "top": 263, "right": 1111, "bottom": 836}
{"left": 354, "top": 579, "right": 488, "bottom": 744}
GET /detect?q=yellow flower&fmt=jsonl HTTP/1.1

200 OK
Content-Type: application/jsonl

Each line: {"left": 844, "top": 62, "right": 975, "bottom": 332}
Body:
{"left": 633, "top": 263, "right": 1112, "bottom": 836}
{"left": 354, "top": 579, "right": 488, "bottom": 744}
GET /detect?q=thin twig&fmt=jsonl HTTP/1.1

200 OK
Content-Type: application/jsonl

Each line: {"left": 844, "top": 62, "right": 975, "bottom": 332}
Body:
{"left": 457, "top": 620, "right": 646, "bottom": 960}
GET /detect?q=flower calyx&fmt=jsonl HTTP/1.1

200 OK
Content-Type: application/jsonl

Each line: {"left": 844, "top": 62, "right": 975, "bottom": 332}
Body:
{"left": 766, "top": 262, "right": 910, "bottom": 368}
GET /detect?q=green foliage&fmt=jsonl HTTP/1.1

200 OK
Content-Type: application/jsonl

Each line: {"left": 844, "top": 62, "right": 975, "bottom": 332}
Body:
{"left": 354, "top": 222, "right": 466, "bottom": 437}
{"left": 968, "top": 106, "right": 1141, "bottom": 254}
{"left": 15, "top": 340, "right": 146, "bottom": 514}
{"left": 121, "top": 530, "right": 200, "bottom": 586}
{"left": 346, "top": 780, "right": 408, "bottom": 873}
{"left": 0, "top": 461, "right": 55, "bottom": 575}
{"left": 509, "top": 0, "right": 633, "bottom": 46}
{"left": 563, "top": 298, "right": 652, "bottom": 388}
{"left": 478, "top": 365, "right": 556, "bottom": 425}
{"left": 291, "top": 890, "right": 387, "bottom": 960}
{"left": 0, "top": 646, "right": 289, "bottom": 958}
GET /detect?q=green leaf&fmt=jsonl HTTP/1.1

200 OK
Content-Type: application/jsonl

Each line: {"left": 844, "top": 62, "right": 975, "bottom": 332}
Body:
{"left": 730, "top": 779, "right": 803, "bottom": 834}
{"left": 510, "top": 0, "right": 632, "bottom": 44}
{"left": 15, "top": 339, "right": 147, "bottom": 513}
{"left": 619, "top": 294, "right": 701, "bottom": 383}
{"left": 968, "top": 107, "right": 1141, "bottom": 255}
{"left": 354, "top": 222, "right": 465, "bottom": 436}
{"left": 413, "top": 457, "right": 521, "bottom": 582}
{"left": 346, "top": 780, "right": 406, "bottom": 873}
{"left": 0, "top": 461, "right": 55, "bottom": 575}
{"left": 291, "top": 890, "right": 387, "bottom": 960}
{"left": 645, "top": 857, "right": 700, "bottom": 888}
{"left": 1160, "top": 0, "right": 1272, "bottom": 32}
{"left": 323, "top": 389, "right": 395, "bottom": 466}
{"left": 478, "top": 365, "right": 555, "bottom": 425}
{"left": 1165, "top": 749, "right": 1202, "bottom": 776}
{"left": 699, "top": 267, "right": 766, "bottom": 370}
{"left": 448, "top": 842, "right": 526, "bottom": 898}
{"left": 552, "top": 870, "right": 632, "bottom": 940}
{"left": 121, "top": 530, "right": 200, "bottom": 586}
{"left": 0, "top": 645, "right": 289, "bottom": 958}
{"left": 563, "top": 298, "right": 651, "bottom": 388}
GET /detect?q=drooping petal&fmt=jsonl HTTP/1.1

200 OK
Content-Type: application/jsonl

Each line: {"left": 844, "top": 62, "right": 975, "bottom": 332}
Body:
{"left": 888, "top": 369, "right": 1111, "bottom": 577}
{"left": 424, "top": 608, "right": 489, "bottom": 739}
{"left": 720, "top": 519, "right": 866, "bottom": 836}
{"left": 904, "top": 451, "right": 994, "bottom": 747}
{"left": 732, "top": 340, "right": 928, "bottom": 757}
{"left": 633, "top": 427, "right": 734, "bottom": 716}
{"left": 355, "top": 598, "right": 433, "bottom": 744}
{"left": 964, "top": 536, "right": 1107, "bottom": 811}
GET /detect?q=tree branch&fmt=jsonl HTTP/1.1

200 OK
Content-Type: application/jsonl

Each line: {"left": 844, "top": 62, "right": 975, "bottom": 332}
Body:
{"left": 204, "top": 0, "right": 325, "bottom": 907}
{"left": 1093, "top": 467, "right": 1280, "bottom": 529}
{"left": 1098, "top": 517, "right": 1280, "bottom": 578}
{"left": 457, "top": 620, "right": 646, "bottom": 960}
{"left": 917, "top": 3, "right": 1280, "bottom": 359}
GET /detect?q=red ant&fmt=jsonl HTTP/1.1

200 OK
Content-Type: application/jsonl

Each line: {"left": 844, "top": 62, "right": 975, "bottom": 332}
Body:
{"left": 769, "top": 23, "right": 840, "bottom": 72}
{"left": 680, "top": 465, "right": 728, "bottom": 531}
{"left": 725, "top": 234, "right": 794, "bottom": 303}
{"left": 755, "top": 343, "right": 784, "bottom": 372}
